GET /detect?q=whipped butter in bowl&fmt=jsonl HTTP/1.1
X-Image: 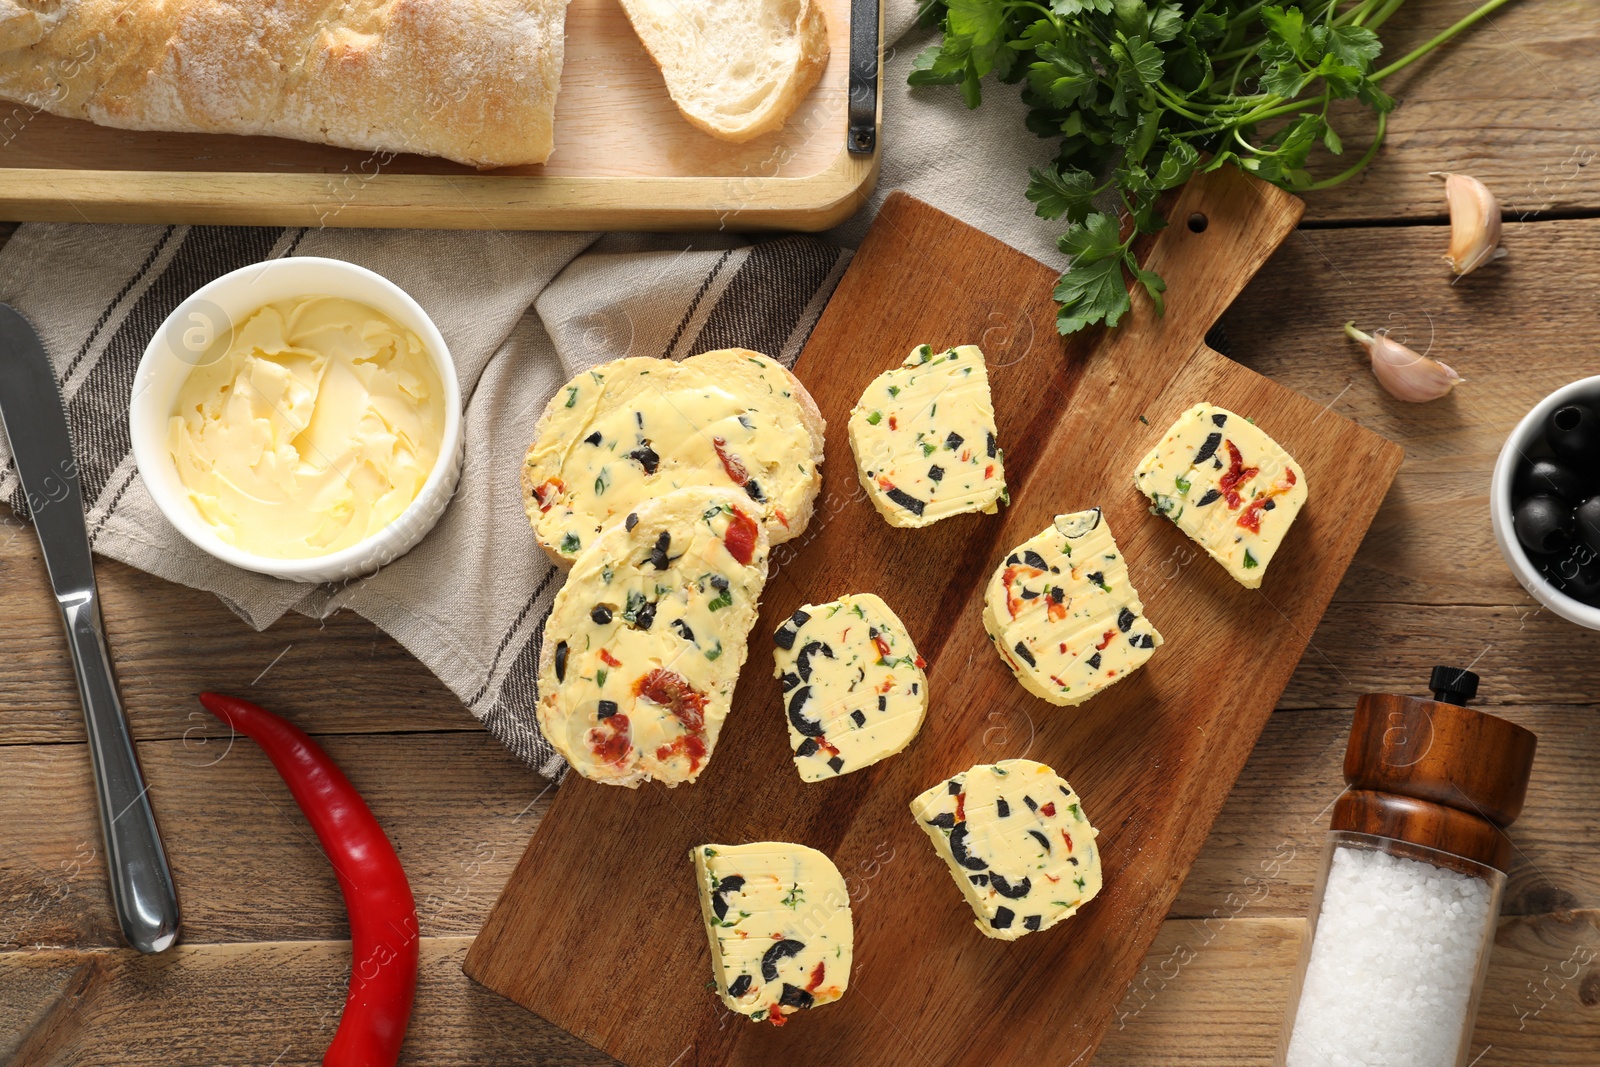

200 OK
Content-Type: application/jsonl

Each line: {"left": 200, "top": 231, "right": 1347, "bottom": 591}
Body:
{"left": 131, "top": 258, "right": 462, "bottom": 583}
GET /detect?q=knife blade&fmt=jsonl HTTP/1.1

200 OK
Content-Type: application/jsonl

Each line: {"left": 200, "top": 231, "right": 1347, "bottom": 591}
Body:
{"left": 0, "top": 303, "right": 180, "bottom": 954}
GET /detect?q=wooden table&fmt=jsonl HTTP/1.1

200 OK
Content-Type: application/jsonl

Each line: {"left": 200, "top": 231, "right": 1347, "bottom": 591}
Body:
{"left": 3, "top": 1, "right": 1598, "bottom": 1061}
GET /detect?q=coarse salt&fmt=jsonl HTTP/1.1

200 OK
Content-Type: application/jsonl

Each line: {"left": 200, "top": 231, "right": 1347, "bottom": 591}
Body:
{"left": 1285, "top": 845, "right": 1496, "bottom": 1067}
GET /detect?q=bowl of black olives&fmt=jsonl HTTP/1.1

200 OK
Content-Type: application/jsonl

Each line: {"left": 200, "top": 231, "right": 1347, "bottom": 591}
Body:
{"left": 1492, "top": 376, "right": 1600, "bottom": 627}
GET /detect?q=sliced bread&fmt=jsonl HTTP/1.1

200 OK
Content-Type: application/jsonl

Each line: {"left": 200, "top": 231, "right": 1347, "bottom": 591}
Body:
{"left": 617, "top": 0, "right": 829, "bottom": 142}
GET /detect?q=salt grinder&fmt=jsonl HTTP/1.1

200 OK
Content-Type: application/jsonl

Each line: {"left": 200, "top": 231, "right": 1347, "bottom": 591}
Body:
{"left": 1278, "top": 667, "right": 1538, "bottom": 1067}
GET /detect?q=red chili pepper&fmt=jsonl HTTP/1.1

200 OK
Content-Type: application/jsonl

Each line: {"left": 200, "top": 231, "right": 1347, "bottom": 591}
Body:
{"left": 198, "top": 693, "right": 417, "bottom": 1067}
{"left": 722, "top": 506, "right": 759, "bottom": 566}
{"left": 871, "top": 633, "right": 893, "bottom": 660}
{"left": 1040, "top": 802, "right": 1056, "bottom": 817}
{"left": 597, "top": 647, "right": 622, "bottom": 668}
{"left": 806, "top": 960, "right": 827, "bottom": 992}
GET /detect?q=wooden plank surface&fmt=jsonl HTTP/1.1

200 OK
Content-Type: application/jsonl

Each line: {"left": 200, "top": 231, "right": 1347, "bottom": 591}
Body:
{"left": 8, "top": 15, "right": 1600, "bottom": 1054}
{"left": 461, "top": 177, "right": 1408, "bottom": 1067}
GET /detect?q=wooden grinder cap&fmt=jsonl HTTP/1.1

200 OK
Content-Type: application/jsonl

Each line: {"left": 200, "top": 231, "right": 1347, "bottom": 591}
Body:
{"left": 1333, "top": 667, "right": 1537, "bottom": 873}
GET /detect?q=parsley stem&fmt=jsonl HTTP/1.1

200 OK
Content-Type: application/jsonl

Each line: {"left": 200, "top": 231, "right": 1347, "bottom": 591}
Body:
{"left": 1373, "top": 0, "right": 1519, "bottom": 80}
{"left": 1301, "top": 109, "right": 1388, "bottom": 189}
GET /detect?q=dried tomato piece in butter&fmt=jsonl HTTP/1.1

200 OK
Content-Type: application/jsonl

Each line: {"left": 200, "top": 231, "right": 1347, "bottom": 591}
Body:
{"left": 848, "top": 344, "right": 1007, "bottom": 528}
{"left": 1134, "top": 403, "right": 1309, "bottom": 588}
{"left": 983, "top": 508, "right": 1162, "bottom": 707}
{"left": 536, "top": 487, "right": 769, "bottom": 787}
{"left": 693, "top": 842, "right": 853, "bottom": 1024}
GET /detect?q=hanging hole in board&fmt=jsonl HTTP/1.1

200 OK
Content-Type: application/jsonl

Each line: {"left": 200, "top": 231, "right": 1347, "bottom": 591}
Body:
{"left": 1187, "top": 213, "right": 1209, "bottom": 233}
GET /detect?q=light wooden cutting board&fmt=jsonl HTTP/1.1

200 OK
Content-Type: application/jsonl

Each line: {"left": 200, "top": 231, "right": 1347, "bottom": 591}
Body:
{"left": 464, "top": 171, "right": 1404, "bottom": 1066}
{"left": 0, "top": 0, "right": 876, "bottom": 229}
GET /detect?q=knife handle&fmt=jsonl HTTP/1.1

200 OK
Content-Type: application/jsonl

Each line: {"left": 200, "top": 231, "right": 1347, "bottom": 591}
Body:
{"left": 59, "top": 589, "right": 181, "bottom": 954}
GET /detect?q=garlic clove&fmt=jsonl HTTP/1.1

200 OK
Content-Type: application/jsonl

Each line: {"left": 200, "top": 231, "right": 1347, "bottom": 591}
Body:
{"left": 1430, "top": 171, "right": 1504, "bottom": 276}
{"left": 1345, "top": 322, "right": 1464, "bottom": 402}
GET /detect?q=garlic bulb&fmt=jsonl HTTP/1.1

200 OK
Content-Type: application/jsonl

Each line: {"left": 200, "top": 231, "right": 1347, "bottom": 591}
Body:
{"left": 1345, "top": 322, "right": 1464, "bottom": 402}
{"left": 1431, "top": 171, "right": 1505, "bottom": 276}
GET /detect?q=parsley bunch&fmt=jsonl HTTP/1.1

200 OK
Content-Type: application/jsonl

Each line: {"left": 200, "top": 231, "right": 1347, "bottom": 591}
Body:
{"left": 910, "top": 0, "right": 1517, "bottom": 334}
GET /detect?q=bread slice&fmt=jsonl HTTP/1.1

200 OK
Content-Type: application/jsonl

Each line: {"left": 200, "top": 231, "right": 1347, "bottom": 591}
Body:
{"left": 522, "top": 349, "right": 825, "bottom": 566}
{"left": 617, "top": 0, "right": 828, "bottom": 142}
{"left": 537, "top": 486, "right": 770, "bottom": 787}
{"left": 0, "top": 0, "right": 570, "bottom": 168}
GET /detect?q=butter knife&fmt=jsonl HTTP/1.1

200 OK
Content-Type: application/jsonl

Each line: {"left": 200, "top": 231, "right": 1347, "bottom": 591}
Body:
{"left": 0, "top": 303, "right": 180, "bottom": 954}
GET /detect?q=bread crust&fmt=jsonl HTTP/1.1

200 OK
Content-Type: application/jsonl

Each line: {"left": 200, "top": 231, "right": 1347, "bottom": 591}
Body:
{"left": 521, "top": 348, "right": 825, "bottom": 568}
{"left": 619, "top": 0, "right": 829, "bottom": 143}
{"left": 0, "top": 0, "right": 570, "bottom": 168}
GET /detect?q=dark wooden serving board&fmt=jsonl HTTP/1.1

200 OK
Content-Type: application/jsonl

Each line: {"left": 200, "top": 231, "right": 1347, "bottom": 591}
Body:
{"left": 464, "top": 172, "right": 1404, "bottom": 1067}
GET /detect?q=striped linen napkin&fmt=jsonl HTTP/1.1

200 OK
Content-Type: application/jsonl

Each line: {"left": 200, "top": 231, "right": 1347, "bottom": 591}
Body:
{"left": 0, "top": 225, "right": 849, "bottom": 777}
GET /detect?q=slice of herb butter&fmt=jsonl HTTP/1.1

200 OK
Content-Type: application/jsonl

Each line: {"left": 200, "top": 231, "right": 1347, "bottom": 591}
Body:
{"left": 1133, "top": 402, "right": 1309, "bottom": 589}
{"left": 910, "top": 759, "right": 1102, "bottom": 941}
{"left": 983, "top": 507, "right": 1162, "bottom": 707}
{"left": 692, "top": 841, "right": 853, "bottom": 1025}
{"left": 522, "top": 349, "right": 823, "bottom": 561}
{"left": 847, "top": 344, "right": 1006, "bottom": 528}
{"left": 536, "top": 487, "right": 769, "bottom": 788}
{"left": 772, "top": 593, "right": 929, "bottom": 782}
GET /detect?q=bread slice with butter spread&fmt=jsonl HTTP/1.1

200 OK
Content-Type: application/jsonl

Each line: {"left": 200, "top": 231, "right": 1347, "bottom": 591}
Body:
{"left": 522, "top": 349, "right": 824, "bottom": 566}
{"left": 537, "top": 486, "right": 770, "bottom": 787}
{"left": 616, "top": 0, "right": 829, "bottom": 142}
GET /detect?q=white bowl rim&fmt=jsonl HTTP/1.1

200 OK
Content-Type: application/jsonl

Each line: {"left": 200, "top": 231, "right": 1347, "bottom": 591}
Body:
{"left": 130, "top": 256, "right": 462, "bottom": 581}
{"left": 1489, "top": 372, "right": 1600, "bottom": 630}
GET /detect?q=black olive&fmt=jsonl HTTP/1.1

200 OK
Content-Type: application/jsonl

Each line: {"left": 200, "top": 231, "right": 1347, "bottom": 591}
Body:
{"left": 795, "top": 640, "right": 833, "bottom": 682}
{"left": 990, "top": 907, "right": 1015, "bottom": 930}
{"left": 949, "top": 823, "right": 988, "bottom": 871}
{"left": 761, "top": 939, "right": 805, "bottom": 982}
{"left": 787, "top": 686, "right": 824, "bottom": 737}
{"left": 1538, "top": 544, "right": 1600, "bottom": 603}
{"left": 778, "top": 984, "right": 815, "bottom": 1010}
{"left": 1514, "top": 495, "right": 1574, "bottom": 555}
{"left": 744, "top": 479, "right": 765, "bottom": 502}
{"left": 553, "top": 641, "right": 568, "bottom": 682}
{"left": 711, "top": 875, "right": 745, "bottom": 919}
{"left": 1117, "top": 606, "right": 1135, "bottom": 632}
{"left": 671, "top": 618, "right": 695, "bottom": 644}
{"left": 996, "top": 798, "right": 1009, "bottom": 817}
{"left": 989, "top": 873, "right": 1031, "bottom": 899}
{"left": 727, "top": 974, "right": 752, "bottom": 998}
{"left": 1577, "top": 497, "right": 1600, "bottom": 553}
{"left": 1516, "top": 458, "right": 1588, "bottom": 503}
{"left": 924, "top": 811, "right": 956, "bottom": 829}
{"left": 1192, "top": 432, "right": 1221, "bottom": 465}
{"left": 1023, "top": 550, "right": 1048, "bottom": 570}
{"left": 850, "top": 710, "right": 866, "bottom": 727}
{"left": 1548, "top": 403, "right": 1600, "bottom": 463}
{"left": 795, "top": 738, "right": 820, "bottom": 758}
{"left": 826, "top": 756, "right": 845, "bottom": 774}
{"left": 590, "top": 605, "right": 613, "bottom": 625}
{"left": 596, "top": 700, "right": 618, "bottom": 720}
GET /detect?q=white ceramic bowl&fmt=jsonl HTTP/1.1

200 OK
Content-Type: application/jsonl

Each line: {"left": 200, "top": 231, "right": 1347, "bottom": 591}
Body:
{"left": 129, "top": 257, "right": 462, "bottom": 584}
{"left": 1490, "top": 373, "right": 1600, "bottom": 630}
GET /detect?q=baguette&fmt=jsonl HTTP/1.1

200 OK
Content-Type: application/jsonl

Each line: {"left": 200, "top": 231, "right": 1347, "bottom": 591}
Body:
{"left": 618, "top": 0, "right": 827, "bottom": 142}
{"left": 0, "top": 0, "right": 571, "bottom": 169}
